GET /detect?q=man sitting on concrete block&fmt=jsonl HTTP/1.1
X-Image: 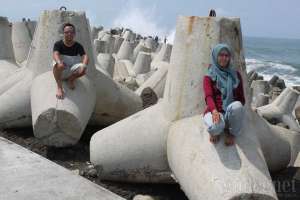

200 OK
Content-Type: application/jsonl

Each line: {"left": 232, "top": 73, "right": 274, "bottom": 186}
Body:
{"left": 53, "top": 23, "right": 89, "bottom": 99}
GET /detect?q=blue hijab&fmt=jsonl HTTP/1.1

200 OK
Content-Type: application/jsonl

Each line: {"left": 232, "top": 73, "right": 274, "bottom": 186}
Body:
{"left": 207, "top": 44, "right": 239, "bottom": 111}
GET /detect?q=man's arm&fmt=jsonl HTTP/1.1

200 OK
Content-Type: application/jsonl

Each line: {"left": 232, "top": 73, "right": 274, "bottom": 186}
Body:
{"left": 53, "top": 51, "right": 64, "bottom": 66}
{"left": 81, "top": 54, "right": 89, "bottom": 66}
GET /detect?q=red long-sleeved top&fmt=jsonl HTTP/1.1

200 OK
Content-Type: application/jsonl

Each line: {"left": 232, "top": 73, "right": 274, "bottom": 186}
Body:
{"left": 203, "top": 71, "right": 245, "bottom": 114}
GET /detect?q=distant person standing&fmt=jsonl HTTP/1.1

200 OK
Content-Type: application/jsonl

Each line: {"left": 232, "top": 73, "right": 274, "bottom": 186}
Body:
{"left": 164, "top": 36, "right": 167, "bottom": 43}
{"left": 52, "top": 23, "right": 89, "bottom": 99}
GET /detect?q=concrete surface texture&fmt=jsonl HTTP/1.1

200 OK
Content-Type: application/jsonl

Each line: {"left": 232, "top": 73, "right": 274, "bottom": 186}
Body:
{"left": 0, "top": 16, "right": 20, "bottom": 81}
{"left": 135, "top": 61, "right": 169, "bottom": 98}
{"left": 0, "top": 137, "right": 125, "bottom": 200}
{"left": 133, "top": 52, "right": 151, "bottom": 75}
{"left": 257, "top": 86, "right": 300, "bottom": 132}
{"left": 11, "top": 20, "right": 36, "bottom": 63}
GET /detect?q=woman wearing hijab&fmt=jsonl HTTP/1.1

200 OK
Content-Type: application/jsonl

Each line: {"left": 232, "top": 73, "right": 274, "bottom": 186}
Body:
{"left": 203, "top": 44, "right": 245, "bottom": 146}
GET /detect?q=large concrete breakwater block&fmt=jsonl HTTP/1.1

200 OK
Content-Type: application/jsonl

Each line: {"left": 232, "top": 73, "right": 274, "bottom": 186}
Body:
{"left": 12, "top": 20, "right": 36, "bottom": 63}
{"left": 31, "top": 72, "right": 96, "bottom": 147}
{"left": 135, "top": 61, "right": 169, "bottom": 98}
{"left": 0, "top": 10, "right": 143, "bottom": 147}
{"left": 90, "top": 16, "right": 300, "bottom": 199}
{"left": 257, "top": 86, "right": 300, "bottom": 132}
{"left": 0, "top": 16, "right": 20, "bottom": 81}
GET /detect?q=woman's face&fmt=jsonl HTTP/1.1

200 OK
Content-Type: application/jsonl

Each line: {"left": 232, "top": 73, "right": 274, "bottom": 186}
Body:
{"left": 217, "top": 49, "right": 231, "bottom": 68}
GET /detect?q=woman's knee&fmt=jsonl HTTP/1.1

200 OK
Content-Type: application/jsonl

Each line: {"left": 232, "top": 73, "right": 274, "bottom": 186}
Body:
{"left": 228, "top": 101, "right": 244, "bottom": 114}
{"left": 231, "top": 101, "right": 243, "bottom": 109}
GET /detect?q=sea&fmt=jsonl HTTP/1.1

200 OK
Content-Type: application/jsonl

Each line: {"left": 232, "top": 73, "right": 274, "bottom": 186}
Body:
{"left": 244, "top": 36, "right": 300, "bottom": 86}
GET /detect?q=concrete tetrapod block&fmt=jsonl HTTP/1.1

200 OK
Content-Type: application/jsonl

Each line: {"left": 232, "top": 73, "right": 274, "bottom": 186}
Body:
{"left": 0, "top": 137, "right": 125, "bottom": 200}
{"left": 0, "top": 60, "right": 20, "bottom": 81}
{"left": 122, "top": 30, "right": 133, "bottom": 41}
{"left": 31, "top": 71, "right": 96, "bottom": 147}
{"left": 89, "top": 70, "right": 143, "bottom": 126}
{"left": 95, "top": 63, "right": 111, "bottom": 78}
{"left": 94, "top": 39, "right": 108, "bottom": 54}
{"left": 135, "top": 71, "right": 155, "bottom": 87}
{"left": 257, "top": 87, "right": 300, "bottom": 132}
{"left": 90, "top": 102, "right": 173, "bottom": 183}
{"left": 97, "top": 53, "right": 115, "bottom": 77}
{"left": 97, "top": 30, "right": 106, "bottom": 40}
{"left": 255, "top": 94, "right": 270, "bottom": 107}
{"left": 91, "top": 26, "right": 103, "bottom": 41}
{"left": 269, "top": 75, "right": 279, "bottom": 87}
{"left": 167, "top": 113, "right": 277, "bottom": 200}
{"left": 133, "top": 41, "right": 151, "bottom": 62}
{"left": 133, "top": 195, "right": 156, "bottom": 200}
{"left": 154, "top": 43, "right": 162, "bottom": 54}
{"left": 144, "top": 37, "right": 156, "bottom": 51}
{"left": 151, "top": 43, "right": 172, "bottom": 69}
{"left": 251, "top": 80, "right": 270, "bottom": 106}
{"left": 113, "top": 59, "right": 135, "bottom": 79}
{"left": 249, "top": 71, "right": 258, "bottom": 85}
{"left": 116, "top": 40, "right": 134, "bottom": 60}
{"left": 0, "top": 70, "right": 33, "bottom": 128}
{"left": 101, "top": 33, "right": 115, "bottom": 54}
{"left": 0, "top": 17, "right": 20, "bottom": 80}
{"left": 135, "top": 61, "right": 169, "bottom": 98}
{"left": 0, "top": 67, "right": 28, "bottom": 95}
{"left": 133, "top": 52, "right": 152, "bottom": 75}
{"left": 90, "top": 16, "right": 300, "bottom": 200}
{"left": 113, "top": 35, "right": 124, "bottom": 53}
{"left": 0, "top": 17, "right": 15, "bottom": 61}
{"left": 12, "top": 21, "right": 36, "bottom": 63}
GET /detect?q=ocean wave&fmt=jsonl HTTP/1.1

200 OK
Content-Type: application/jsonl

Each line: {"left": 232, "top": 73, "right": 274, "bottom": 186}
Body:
{"left": 246, "top": 58, "right": 297, "bottom": 72}
{"left": 246, "top": 58, "right": 300, "bottom": 85}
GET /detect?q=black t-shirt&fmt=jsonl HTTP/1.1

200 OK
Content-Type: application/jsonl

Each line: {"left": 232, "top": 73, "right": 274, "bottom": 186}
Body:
{"left": 53, "top": 40, "right": 86, "bottom": 56}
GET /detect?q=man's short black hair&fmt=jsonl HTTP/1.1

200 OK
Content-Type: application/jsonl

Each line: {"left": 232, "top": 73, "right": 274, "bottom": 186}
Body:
{"left": 63, "top": 23, "right": 76, "bottom": 32}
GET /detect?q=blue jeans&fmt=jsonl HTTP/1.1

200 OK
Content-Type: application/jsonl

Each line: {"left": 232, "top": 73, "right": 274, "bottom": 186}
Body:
{"left": 203, "top": 101, "right": 245, "bottom": 136}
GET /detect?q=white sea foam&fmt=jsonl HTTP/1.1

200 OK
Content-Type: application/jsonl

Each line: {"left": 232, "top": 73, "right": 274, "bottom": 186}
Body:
{"left": 112, "top": 1, "right": 174, "bottom": 43}
{"left": 246, "top": 58, "right": 300, "bottom": 85}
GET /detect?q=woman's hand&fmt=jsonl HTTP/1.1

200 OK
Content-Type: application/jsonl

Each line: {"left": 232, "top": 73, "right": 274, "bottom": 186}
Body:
{"left": 212, "top": 109, "right": 220, "bottom": 124}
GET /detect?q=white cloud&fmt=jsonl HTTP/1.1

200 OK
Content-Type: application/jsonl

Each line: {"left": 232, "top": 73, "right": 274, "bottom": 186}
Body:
{"left": 112, "top": 1, "right": 173, "bottom": 39}
{"left": 214, "top": 8, "right": 230, "bottom": 16}
{"left": 166, "top": 28, "right": 176, "bottom": 44}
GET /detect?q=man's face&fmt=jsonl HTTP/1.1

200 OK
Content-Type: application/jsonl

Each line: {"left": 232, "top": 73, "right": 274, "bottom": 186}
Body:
{"left": 63, "top": 26, "right": 75, "bottom": 42}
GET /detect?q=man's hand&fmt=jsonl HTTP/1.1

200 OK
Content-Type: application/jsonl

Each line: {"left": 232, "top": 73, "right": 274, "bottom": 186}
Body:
{"left": 57, "top": 62, "right": 65, "bottom": 69}
{"left": 212, "top": 109, "right": 220, "bottom": 124}
{"left": 53, "top": 51, "right": 65, "bottom": 69}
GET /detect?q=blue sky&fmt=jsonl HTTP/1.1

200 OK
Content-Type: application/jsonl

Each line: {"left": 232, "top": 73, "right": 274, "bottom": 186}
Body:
{"left": 1, "top": 0, "right": 299, "bottom": 39}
